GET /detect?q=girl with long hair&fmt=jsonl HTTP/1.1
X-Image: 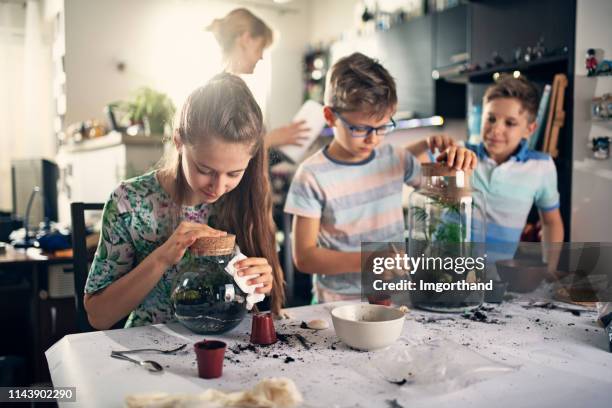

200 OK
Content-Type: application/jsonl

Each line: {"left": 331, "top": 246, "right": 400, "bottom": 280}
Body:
{"left": 84, "top": 73, "right": 284, "bottom": 329}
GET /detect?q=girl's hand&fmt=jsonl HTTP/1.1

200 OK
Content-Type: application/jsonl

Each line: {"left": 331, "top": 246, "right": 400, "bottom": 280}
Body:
{"left": 427, "top": 134, "right": 456, "bottom": 153}
{"left": 155, "top": 221, "right": 226, "bottom": 268}
{"left": 436, "top": 146, "right": 478, "bottom": 171}
{"left": 235, "top": 257, "right": 274, "bottom": 294}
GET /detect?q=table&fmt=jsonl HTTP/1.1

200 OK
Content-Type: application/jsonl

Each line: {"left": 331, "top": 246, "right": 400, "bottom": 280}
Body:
{"left": 1, "top": 246, "right": 74, "bottom": 383}
{"left": 46, "top": 300, "right": 611, "bottom": 408}
{"left": 0, "top": 245, "right": 71, "bottom": 264}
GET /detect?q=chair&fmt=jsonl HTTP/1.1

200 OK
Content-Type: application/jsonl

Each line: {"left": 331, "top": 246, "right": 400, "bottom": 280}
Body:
{"left": 71, "top": 202, "right": 131, "bottom": 332}
{"left": 71, "top": 202, "right": 104, "bottom": 332}
{"left": 71, "top": 202, "right": 128, "bottom": 332}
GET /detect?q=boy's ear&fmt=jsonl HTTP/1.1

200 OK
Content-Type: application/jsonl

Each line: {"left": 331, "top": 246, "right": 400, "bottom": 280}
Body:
{"left": 323, "top": 106, "right": 336, "bottom": 127}
{"left": 526, "top": 120, "right": 537, "bottom": 138}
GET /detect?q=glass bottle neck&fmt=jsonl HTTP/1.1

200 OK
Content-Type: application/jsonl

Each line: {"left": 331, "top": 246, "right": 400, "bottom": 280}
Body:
{"left": 422, "top": 173, "right": 470, "bottom": 193}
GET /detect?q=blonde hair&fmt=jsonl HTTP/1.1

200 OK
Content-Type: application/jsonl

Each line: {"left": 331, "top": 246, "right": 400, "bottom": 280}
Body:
{"left": 207, "top": 8, "right": 273, "bottom": 56}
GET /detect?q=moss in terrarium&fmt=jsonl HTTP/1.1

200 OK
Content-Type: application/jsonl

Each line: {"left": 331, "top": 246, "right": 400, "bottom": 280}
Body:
{"left": 172, "top": 251, "right": 248, "bottom": 334}
{"left": 172, "top": 289, "right": 201, "bottom": 303}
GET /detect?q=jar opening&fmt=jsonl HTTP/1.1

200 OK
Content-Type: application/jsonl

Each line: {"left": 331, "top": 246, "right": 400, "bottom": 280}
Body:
{"left": 421, "top": 163, "right": 472, "bottom": 195}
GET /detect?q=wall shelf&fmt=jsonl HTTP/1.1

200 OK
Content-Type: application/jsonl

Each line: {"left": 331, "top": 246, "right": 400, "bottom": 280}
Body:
{"left": 468, "top": 55, "right": 569, "bottom": 83}
{"left": 578, "top": 74, "right": 612, "bottom": 78}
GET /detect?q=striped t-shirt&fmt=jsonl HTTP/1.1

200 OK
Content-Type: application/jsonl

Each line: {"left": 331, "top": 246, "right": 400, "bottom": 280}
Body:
{"left": 284, "top": 143, "right": 421, "bottom": 295}
{"left": 467, "top": 139, "right": 560, "bottom": 263}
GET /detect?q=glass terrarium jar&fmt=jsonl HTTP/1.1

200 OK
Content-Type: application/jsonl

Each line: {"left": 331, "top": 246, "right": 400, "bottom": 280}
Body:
{"left": 171, "top": 234, "right": 247, "bottom": 334}
{"left": 406, "top": 163, "right": 486, "bottom": 312}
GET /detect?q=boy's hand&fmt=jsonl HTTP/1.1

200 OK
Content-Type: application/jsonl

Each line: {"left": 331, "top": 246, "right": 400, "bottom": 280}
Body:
{"left": 427, "top": 134, "right": 456, "bottom": 153}
{"left": 436, "top": 146, "right": 478, "bottom": 171}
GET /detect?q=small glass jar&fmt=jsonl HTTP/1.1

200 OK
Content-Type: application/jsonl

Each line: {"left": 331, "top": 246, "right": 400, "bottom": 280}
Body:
{"left": 406, "top": 163, "right": 486, "bottom": 312}
{"left": 171, "top": 234, "right": 247, "bottom": 333}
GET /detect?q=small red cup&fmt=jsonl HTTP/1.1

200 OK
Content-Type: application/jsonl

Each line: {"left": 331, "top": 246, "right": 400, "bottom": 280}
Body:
{"left": 367, "top": 294, "right": 392, "bottom": 306}
{"left": 250, "top": 312, "right": 277, "bottom": 345}
{"left": 194, "top": 340, "right": 226, "bottom": 379}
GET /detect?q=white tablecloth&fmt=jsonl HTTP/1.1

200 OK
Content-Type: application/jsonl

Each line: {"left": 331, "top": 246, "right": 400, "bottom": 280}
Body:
{"left": 46, "top": 300, "right": 611, "bottom": 408}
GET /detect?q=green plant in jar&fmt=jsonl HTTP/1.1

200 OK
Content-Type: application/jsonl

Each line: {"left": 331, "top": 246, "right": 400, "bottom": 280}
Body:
{"left": 171, "top": 234, "right": 248, "bottom": 334}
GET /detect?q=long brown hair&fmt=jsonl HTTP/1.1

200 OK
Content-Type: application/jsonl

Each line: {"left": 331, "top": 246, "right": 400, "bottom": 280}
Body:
{"left": 160, "top": 73, "right": 284, "bottom": 313}
{"left": 206, "top": 8, "right": 273, "bottom": 57}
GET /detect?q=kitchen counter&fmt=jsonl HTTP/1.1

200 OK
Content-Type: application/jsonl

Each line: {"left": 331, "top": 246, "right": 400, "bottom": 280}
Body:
{"left": 46, "top": 299, "right": 611, "bottom": 408}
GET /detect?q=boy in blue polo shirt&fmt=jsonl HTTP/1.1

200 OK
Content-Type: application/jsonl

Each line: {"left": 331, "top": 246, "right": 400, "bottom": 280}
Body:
{"left": 467, "top": 75, "right": 564, "bottom": 267}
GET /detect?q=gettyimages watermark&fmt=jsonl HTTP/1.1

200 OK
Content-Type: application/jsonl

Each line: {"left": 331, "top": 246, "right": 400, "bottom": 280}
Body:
{"left": 361, "top": 241, "right": 612, "bottom": 306}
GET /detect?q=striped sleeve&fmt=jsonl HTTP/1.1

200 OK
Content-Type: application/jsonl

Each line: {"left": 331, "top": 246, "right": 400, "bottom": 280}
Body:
{"left": 535, "top": 157, "right": 560, "bottom": 212}
{"left": 284, "top": 165, "right": 324, "bottom": 218}
{"left": 397, "top": 147, "right": 421, "bottom": 186}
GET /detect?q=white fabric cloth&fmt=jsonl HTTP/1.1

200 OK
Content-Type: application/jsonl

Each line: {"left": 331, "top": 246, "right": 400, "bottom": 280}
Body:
{"left": 225, "top": 247, "right": 265, "bottom": 310}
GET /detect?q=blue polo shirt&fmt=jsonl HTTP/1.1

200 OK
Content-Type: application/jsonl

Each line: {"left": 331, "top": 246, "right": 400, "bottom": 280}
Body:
{"left": 467, "top": 139, "right": 560, "bottom": 245}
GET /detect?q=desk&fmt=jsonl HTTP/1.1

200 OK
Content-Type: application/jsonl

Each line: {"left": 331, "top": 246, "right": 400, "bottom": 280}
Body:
{"left": 0, "top": 246, "right": 74, "bottom": 383}
{"left": 46, "top": 300, "right": 611, "bottom": 408}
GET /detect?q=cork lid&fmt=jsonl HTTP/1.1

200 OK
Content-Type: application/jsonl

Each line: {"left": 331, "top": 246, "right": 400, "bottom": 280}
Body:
{"left": 191, "top": 234, "right": 236, "bottom": 256}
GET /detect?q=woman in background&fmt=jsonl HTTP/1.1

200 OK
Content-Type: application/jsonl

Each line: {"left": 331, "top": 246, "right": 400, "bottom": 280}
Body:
{"left": 207, "top": 8, "right": 310, "bottom": 150}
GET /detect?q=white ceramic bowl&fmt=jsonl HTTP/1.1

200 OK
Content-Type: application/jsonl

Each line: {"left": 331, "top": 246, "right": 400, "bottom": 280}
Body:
{"left": 331, "top": 304, "right": 405, "bottom": 351}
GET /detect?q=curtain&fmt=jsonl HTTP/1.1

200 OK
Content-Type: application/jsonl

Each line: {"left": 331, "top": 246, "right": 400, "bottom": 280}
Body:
{"left": 23, "top": 0, "right": 54, "bottom": 158}
{"left": 0, "top": 1, "right": 24, "bottom": 211}
{"left": 0, "top": 0, "right": 53, "bottom": 212}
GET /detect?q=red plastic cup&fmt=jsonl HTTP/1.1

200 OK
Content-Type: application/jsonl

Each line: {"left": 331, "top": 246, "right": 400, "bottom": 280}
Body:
{"left": 250, "top": 312, "right": 277, "bottom": 345}
{"left": 194, "top": 340, "right": 226, "bottom": 379}
{"left": 367, "top": 294, "right": 392, "bottom": 306}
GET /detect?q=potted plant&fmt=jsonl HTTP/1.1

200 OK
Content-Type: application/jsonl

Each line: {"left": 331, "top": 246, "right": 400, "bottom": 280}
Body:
{"left": 120, "top": 87, "right": 176, "bottom": 136}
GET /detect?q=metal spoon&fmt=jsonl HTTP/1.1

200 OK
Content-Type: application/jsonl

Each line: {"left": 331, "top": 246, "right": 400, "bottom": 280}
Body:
{"left": 111, "top": 343, "right": 187, "bottom": 355}
{"left": 110, "top": 351, "right": 163, "bottom": 372}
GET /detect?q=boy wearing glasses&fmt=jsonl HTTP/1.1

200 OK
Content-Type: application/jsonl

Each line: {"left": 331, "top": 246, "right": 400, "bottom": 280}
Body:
{"left": 284, "top": 52, "right": 476, "bottom": 302}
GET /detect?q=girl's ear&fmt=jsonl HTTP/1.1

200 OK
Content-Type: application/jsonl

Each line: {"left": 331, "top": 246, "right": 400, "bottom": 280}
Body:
{"left": 323, "top": 106, "right": 336, "bottom": 128}
{"left": 173, "top": 131, "right": 182, "bottom": 152}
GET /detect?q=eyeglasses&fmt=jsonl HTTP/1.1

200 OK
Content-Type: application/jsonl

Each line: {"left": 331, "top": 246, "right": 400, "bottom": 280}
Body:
{"left": 333, "top": 110, "right": 397, "bottom": 138}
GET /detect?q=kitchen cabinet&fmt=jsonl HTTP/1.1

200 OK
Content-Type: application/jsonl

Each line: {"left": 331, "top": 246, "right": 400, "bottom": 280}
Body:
{"left": 56, "top": 132, "right": 164, "bottom": 224}
{"left": 330, "top": 8, "right": 468, "bottom": 119}
{"left": 376, "top": 14, "right": 435, "bottom": 117}
{"left": 434, "top": 4, "right": 468, "bottom": 70}
{"left": 470, "top": 0, "right": 574, "bottom": 70}
{"left": 330, "top": 14, "right": 435, "bottom": 117}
